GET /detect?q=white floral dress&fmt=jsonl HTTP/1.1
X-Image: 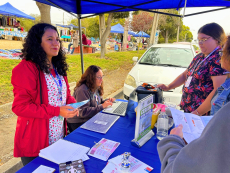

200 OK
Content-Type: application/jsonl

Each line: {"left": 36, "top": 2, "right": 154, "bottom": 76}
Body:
{"left": 44, "top": 70, "right": 67, "bottom": 145}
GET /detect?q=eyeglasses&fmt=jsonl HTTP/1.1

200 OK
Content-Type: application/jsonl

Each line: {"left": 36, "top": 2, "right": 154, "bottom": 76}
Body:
{"left": 197, "top": 37, "right": 211, "bottom": 44}
{"left": 219, "top": 50, "right": 223, "bottom": 57}
{"left": 96, "top": 76, "right": 104, "bottom": 80}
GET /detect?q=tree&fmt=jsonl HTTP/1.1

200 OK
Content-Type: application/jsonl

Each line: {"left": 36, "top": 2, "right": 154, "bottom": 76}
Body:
{"left": 99, "top": 12, "right": 130, "bottom": 58}
{"left": 131, "top": 12, "right": 153, "bottom": 35}
{"left": 18, "top": 14, "right": 41, "bottom": 32}
{"left": 131, "top": 12, "right": 153, "bottom": 50}
{"left": 70, "top": 16, "right": 100, "bottom": 38}
{"left": 36, "top": 2, "right": 51, "bottom": 24}
{"left": 179, "top": 25, "right": 193, "bottom": 42}
{"left": 158, "top": 9, "right": 181, "bottom": 43}
{"left": 69, "top": 12, "right": 130, "bottom": 58}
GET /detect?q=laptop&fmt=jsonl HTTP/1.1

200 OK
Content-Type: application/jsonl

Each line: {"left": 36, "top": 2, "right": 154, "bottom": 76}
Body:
{"left": 102, "top": 101, "right": 128, "bottom": 116}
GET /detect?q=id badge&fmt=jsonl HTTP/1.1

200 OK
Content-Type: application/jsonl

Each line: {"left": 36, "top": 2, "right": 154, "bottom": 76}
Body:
{"left": 185, "top": 76, "right": 192, "bottom": 87}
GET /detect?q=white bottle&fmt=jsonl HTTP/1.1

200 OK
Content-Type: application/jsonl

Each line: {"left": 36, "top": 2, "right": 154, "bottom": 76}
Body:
{"left": 156, "top": 107, "right": 168, "bottom": 140}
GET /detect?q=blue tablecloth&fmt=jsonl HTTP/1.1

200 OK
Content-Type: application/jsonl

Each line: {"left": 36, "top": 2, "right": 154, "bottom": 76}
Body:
{"left": 16, "top": 103, "right": 162, "bottom": 173}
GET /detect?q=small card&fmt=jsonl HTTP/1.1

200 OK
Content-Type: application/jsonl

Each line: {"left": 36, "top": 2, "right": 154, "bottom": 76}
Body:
{"left": 32, "top": 165, "right": 55, "bottom": 173}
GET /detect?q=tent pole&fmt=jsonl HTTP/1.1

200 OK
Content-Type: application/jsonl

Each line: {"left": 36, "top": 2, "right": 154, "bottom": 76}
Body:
{"left": 78, "top": 14, "right": 84, "bottom": 74}
{"left": 183, "top": 0, "right": 187, "bottom": 18}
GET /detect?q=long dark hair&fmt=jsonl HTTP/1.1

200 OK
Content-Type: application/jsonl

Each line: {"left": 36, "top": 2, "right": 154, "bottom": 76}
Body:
{"left": 20, "top": 23, "right": 68, "bottom": 76}
{"left": 222, "top": 35, "right": 230, "bottom": 72}
{"left": 198, "top": 23, "right": 226, "bottom": 47}
{"left": 75, "top": 65, "right": 104, "bottom": 96}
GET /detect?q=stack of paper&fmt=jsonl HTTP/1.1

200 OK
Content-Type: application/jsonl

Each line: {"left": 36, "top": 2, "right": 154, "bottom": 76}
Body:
{"left": 39, "top": 139, "right": 90, "bottom": 164}
{"left": 102, "top": 154, "right": 153, "bottom": 173}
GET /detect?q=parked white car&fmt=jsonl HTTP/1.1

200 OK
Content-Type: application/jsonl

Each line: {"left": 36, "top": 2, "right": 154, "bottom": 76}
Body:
{"left": 123, "top": 43, "right": 196, "bottom": 105}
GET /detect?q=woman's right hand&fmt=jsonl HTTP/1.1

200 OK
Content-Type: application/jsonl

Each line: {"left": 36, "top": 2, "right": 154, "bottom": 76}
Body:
{"left": 60, "top": 106, "right": 79, "bottom": 118}
{"left": 157, "top": 84, "right": 170, "bottom": 91}
{"left": 102, "top": 100, "right": 113, "bottom": 109}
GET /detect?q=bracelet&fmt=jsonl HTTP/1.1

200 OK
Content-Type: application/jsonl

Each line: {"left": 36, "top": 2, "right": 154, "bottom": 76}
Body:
{"left": 195, "top": 109, "right": 200, "bottom": 116}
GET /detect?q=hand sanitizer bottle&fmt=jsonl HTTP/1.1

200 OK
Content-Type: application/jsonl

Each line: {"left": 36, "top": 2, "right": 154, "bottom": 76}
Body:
{"left": 156, "top": 107, "right": 168, "bottom": 140}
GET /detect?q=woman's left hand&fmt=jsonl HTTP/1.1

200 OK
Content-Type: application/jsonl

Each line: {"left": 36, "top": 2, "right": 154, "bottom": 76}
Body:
{"left": 170, "top": 124, "right": 183, "bottom": 139}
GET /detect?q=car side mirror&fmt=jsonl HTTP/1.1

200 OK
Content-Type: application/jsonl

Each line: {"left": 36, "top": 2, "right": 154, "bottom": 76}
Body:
{"left": 132, "top": 57, "right": 138, "bottom": 62}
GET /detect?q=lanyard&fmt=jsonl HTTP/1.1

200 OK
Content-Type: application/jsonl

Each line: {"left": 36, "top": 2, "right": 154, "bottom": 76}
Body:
{"left": 190, "top": 46, "right": 219, "bottom": 75}
{"left": 50, "top": 66, "right": 63, "bottom": 102}
{"left": 94, "top": 91, "right": 100, "bottom": 104}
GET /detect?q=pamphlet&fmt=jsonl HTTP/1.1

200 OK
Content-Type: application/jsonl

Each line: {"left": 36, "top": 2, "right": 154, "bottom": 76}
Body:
{"left": 132, "top": 95, "right": 154, "bottom": 147}
{"left": 32, "top": 165, "right": 55, "bottom": 173}
{"left": 88, "top": 138, "right": 120, "bottom": 161}
{"left": 39, "top": 139, "right": 90, "bottom": 164}
{"left": 170, "top": 108, "right": 213, "bottom": 143}
{"left": 81, "top": 112, "right": 120, "bottom": 134}
{"left": 67, "top": 99, "right": 89, "bottom": 109}
{"left": 102, "top": 154, "right": 153, "bottom": 173}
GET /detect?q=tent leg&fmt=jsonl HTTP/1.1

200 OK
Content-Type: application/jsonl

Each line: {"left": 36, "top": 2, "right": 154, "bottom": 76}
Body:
{"left": 78, "top": 14, "right": 84, "bottom": 74}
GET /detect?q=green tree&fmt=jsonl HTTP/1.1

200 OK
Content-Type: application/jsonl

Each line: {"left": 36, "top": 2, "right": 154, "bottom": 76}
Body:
{"left": 70, "top": 16, "right": 100, "bottom": 38}
{"left": 158, "top": 9, "right": 181, "bottom": 43}
{"left": 179, "top": 25, "right": 193, "bottom": 42}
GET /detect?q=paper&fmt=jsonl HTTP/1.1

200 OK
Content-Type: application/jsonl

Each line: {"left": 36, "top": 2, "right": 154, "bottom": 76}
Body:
{"left": 32, "top": 165, "right": 55, "bottom": 173}
{"left": 170, "top": 108, "right": 213, "bottom": 143}
{"left": 88, "top": 138, "right": 120, "bottom": 161}
{"left": 80, "top": 112, "right": 120, "bottom": 134}
{"left": 39, "top": 139, "right": 90, "bottom": 164}
{"left": 67, "top": 99, "right": 89, "bottom": 110}
{"left": 102, "top": 155, "right": 153, "bottom": 173}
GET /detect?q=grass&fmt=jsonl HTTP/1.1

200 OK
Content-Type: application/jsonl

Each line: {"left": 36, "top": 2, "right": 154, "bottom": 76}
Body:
{"left": 0, "top": 50, "right": 145, "bottom": 105}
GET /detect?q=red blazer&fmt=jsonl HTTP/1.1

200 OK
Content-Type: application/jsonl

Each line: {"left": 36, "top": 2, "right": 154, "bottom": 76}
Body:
{"left": 11, "top": 60, "right": 76, "bottom": 157}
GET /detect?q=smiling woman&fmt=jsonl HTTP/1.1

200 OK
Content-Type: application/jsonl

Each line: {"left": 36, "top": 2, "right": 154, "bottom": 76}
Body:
{"left": 11, "top": 23, "right": 78, "bottom": 166}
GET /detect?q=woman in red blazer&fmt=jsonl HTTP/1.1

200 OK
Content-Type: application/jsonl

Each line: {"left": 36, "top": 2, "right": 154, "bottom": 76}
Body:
{"left": 11, "top": 23, "right": 78, "bottom": 166}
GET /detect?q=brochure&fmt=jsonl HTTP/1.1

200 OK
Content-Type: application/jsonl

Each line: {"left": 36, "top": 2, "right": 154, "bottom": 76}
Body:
{"left": 80, "top": 112, "right": 120, "bottom": 134}
{"left": 67, "top": 99, "right": 89, "bottom": 109}
{"left": 102, "top": 154, "right": 153, "bottom": 173}
{"left": 170, "top": 108, "right": 213, "bottom": 143}
{"left": 88, "top": 138, "right": 120, "bottom": 161}
{"left": 132, "top": 95, "right": 154, "bottom": 147}
{"left": 39, "top": 139, "right": 90, "bottom": 164}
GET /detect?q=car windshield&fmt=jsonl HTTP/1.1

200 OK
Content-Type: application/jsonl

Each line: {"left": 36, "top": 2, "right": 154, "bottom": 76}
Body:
{"left": 139, "top": 47, "right": 194, "bottom": 67}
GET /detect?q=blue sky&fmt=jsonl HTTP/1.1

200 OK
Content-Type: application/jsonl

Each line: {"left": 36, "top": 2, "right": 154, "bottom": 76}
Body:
{"left": 1, "top": 0, "right": 230, "bottom": 41}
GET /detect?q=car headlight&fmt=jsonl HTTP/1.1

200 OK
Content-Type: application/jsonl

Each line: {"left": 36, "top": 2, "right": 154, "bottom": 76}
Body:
{"left": 125, "top": 74, "right": 137, "bottom": 88}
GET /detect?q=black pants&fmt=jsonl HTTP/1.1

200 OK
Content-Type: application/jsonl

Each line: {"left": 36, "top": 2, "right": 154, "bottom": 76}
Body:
{"left": 21, "top": 157, "right": 37, "bottom": 166}
{"left": 67, "top": 122, "right": 83, "bottom": 133}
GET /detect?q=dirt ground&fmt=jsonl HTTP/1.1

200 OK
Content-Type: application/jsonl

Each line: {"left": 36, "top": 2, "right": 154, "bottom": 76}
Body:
{"left": 0, "top": 60, "right": 134, "bottom": 166}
